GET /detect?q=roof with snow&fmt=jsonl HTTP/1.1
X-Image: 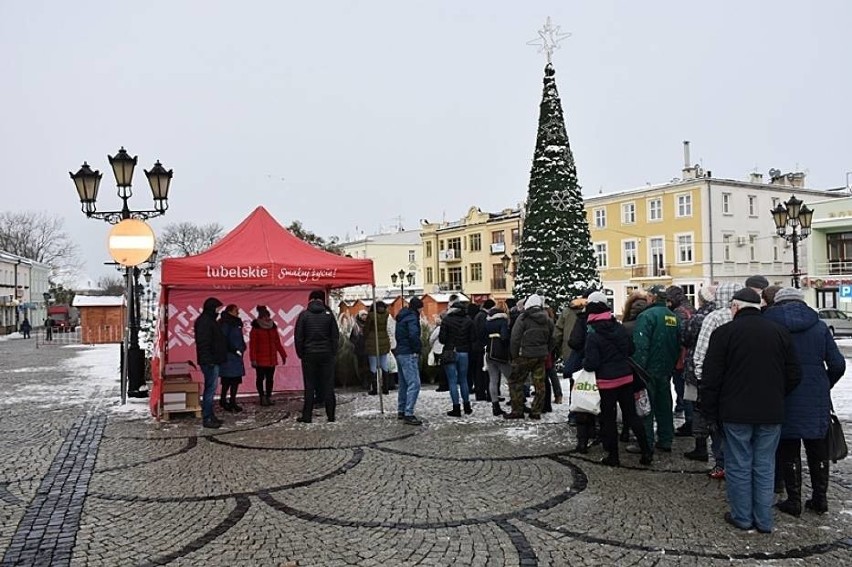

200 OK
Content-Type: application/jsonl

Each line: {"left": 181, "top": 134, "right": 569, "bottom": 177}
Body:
{"left": 73, "top": 295, "right": 125, "bottom": 307}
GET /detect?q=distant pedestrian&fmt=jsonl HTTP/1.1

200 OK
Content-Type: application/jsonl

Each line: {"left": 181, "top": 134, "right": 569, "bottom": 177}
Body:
{"left": 349, "top": 310, "right": 370, "bottom": 388}
{"left": 194, "top": 297, "right": 227, "bottom": 429}
{"left": 439, "top": 300, "right": 476, "bottom": 417}
{"left": 218, "top": 304, "right": 246, "bottom": 413}
{"left": 702, "top": 287, "right": 800, "bottom": 533}
{"left": 44, "top": 318, "right": 54, "bottom": 341}
{"left": 294, "top": 289, "right": 339, "bottom": 423}
{"left": 364, "top": 301, "right": 392, "bottom": 395}
{"left": 395, "top": 296, "right": 424, "bottom": 425}
{"left": 20, "top": 318, "right": 31, "bottom": 339}
{"left": 483, "top": 303, "right": 511, "bottom": 417}
{"left": 471, "top": 300, "right": 494, "bottom": 401}
{"left": 249, "top": 305, "right": 287, "bottom": 406}
{"left": 665, "top": 285, "right": 694, "bottom": 416}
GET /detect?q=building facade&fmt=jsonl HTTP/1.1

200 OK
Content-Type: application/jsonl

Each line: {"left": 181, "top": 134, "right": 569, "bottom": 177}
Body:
{"left": 585, "top": 170, "right": 838, "bottom": 315}
{"left": 0, "top": 250, "right": 51, "bottom": 334}
{"left": 802, "top": 194, "right": 852, "bottom": 308}
{"left": 339, "top": 230, "right": 422, "bottom": 300}
{"left": 420, "top": 207, "right": 522, "bottom": 302}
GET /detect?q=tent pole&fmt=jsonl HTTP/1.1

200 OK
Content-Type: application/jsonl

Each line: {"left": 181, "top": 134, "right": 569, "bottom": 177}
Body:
{"left": 371, "top": 285, "right": 383, "bottom": 414}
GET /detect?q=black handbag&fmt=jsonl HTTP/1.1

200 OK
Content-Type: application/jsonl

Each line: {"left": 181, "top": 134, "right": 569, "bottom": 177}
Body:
{"left": 827, "top": 410, "right": 848, "bottom": 463}
{"left": 486, "top": 334, "right": 510, "bottom": 363}
{"left": 440, "top": 348, "right": 457, "bottom": 365}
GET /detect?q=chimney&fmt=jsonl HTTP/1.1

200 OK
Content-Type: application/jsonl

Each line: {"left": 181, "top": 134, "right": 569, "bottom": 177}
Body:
{"left": 682, "top": 141, "right": 696, "bottom": 180}
{"left": 749, "top": 172, "right": 764, "bottom": 184}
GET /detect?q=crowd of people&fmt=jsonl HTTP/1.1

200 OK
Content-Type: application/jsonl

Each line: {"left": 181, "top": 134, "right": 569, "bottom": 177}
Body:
{"left": 191, "top": 276, "right": 845, "bottom": 533}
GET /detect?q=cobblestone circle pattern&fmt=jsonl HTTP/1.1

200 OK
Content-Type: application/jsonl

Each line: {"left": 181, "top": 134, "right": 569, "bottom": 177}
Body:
{"left": 0, "top": 339, "right": 851, "bottom": 566}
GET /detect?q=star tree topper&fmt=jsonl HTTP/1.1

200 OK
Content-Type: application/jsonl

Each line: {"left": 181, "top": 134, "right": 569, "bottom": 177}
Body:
{"left": 527, "top": 16, "right": 572, "bottom": 63}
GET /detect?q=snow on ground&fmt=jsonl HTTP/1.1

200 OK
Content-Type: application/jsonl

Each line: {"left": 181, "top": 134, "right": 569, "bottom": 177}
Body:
{"left": 6, "top": 335, "right": 852, "bottom": 424}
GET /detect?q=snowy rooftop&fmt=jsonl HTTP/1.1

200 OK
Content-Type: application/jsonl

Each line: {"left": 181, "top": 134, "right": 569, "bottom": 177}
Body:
{"left": 73, "top": 295, "right": 125, "bottom": 307}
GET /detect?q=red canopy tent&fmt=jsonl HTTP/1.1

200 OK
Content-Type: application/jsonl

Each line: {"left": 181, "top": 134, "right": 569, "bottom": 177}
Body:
{"left": 149, "top": 206, "right": 374, "bottom": 416}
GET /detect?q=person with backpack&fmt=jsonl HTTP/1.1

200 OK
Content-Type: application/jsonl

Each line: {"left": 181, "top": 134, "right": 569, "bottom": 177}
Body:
{"left": 483, "top": 303, "right": 511, "bottom": 417}
{"left": 504, "top": 294, "right": 554, "bottom": 420}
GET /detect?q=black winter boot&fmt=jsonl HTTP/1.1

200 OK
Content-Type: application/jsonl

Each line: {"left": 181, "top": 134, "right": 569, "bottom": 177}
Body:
{"left": 805, "top": 457, "right": 829, "bottom": 514}
{"left": 684, "top": 436, "right": 709, "bottom": 462}
{"left": 447, "top": 404, "right": 462, "bottom": 417}
{"left": 368, "top": 372, "right": 378, "bottom": 395}
{"left": 492, "top": 402, "right": 506, "bottom": 417}
{"left": 776, "top": 457, "right": 802, "bottom": 517}
{"left": 463, "top": 401, "right": 473, "bottom": 415}
{"left": 573, "top": 423, "right": 589, "bottom": 454}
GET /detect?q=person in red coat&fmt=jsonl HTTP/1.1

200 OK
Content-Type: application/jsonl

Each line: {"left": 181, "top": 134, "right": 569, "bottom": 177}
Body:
{"left": 249, "top": 305, "right": 287, "bottom": 406}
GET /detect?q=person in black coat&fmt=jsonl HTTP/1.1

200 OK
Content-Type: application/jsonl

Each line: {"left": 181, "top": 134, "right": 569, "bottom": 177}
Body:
{"left": 439, "top": 301, "right": 477, "bottom": 416}
{"left": 294, "top": 289, "right": 340, "bottom": 423}
{"left": 194, "top": 297, "right": 228, "bottom": 428}
{"left": 582, "top": 293, "right": 652, "bottom": 467}
{"left": 471, "top": 299, "right": 494, "bottom": 401}
{"left": 702, "top": 288, "right": 801, "bottom": 533}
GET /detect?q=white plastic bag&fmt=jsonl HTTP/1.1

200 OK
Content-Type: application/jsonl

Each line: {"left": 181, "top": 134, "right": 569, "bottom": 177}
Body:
{"left": 386, "top": 353, "right": 398, "bottom": 374}
{"left": 569, "top": 369, "right": 600, "bottom": 415}
{"left": 635, "top": 389, "right": 652, "bottom": 417}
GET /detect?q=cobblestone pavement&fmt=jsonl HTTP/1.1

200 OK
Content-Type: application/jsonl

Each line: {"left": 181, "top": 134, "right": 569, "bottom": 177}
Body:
{"left": 0, "top": 339, "right": 851, "bottom": 566}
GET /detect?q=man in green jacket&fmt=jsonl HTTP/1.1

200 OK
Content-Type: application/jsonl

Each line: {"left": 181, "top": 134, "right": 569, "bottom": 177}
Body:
{"left": 632, "top": 285, "right": 680, "bottom": 453}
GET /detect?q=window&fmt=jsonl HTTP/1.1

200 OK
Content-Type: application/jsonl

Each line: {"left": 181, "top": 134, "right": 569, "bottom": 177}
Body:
{"left": 623, "top": 240, "right": 637, "bottom": 267}
{"left": 621, "top": 202, "right": 635, "bottom": 224}
{"left": 594, "top": 243, "right": 608, "bottom": 269}
{"left": 492, "top": 230, "right": 505, "bottom": 244}
{"left": 594, "top": 208, "right": 606, "bottom": 228}
{"left": 749, "top": 234, "right": 758, "bottom": 261}
{"left": 676, "top": 234, "right": 693, "bottom": 263}
{"left": 425, "top": 241, "right": 432, "bottom": 258}
{"left": 648, "top": 198, "right": 662, "bottom": 221}
{"left": 771, "top": 197, "right": 780, "bottom": 210}
{"left": 447, "top": 267, "right": 462, "bottom": 290}
{"left": 408, "top": 249, "right": 415, "bottom": 263}
{"left": 723, "top": 233, "right": 733, "bottom": 262}
{"left": 426, "top": 267, "right": 433, "bottom": 284}
{"left": 773, "top": 241, "right": 780, "bottom": 262}
{"left": 511, "top": 227, "right": 520, "bottom": 245}
{"left": 447, "top": 237, "right": 462, "bottom": 257}
{"left": 681, "top": 284, "right": 696, "bottom": 309}
{"left": 492, "top": 264, "right": 506, "bottom": 290}
{"left": 676, "top": 194, "right": 692, "bottom": 217}
{"left": 439, "top": 268, "right": 446, "bottom": 283}
{"left": 470, "top": 233, "right": 482, "bottom": 252}
{"left": 748, "top": 195, "right": 757, "bottom": 217}
{"left": 722, "top": 193, "right": 732, "bottom": 215}
{"left": 470, "top": 263, "right": 482, "bottom": 281}
{"left": 649, "top": 237, "right": 665, "bottom": 273}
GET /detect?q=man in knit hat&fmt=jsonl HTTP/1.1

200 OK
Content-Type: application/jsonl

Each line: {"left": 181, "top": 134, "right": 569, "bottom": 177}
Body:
{"left": 505, "top": 293, "right": 554, "bottom": 419}
{"left": 395, "top": 296, "right": 425, "bottom": 425}
{"left": 702, "top": 287, "right": 800, "bottom": 533}
{"left": 294, "top": 289, "right": 340, "bottom": 423}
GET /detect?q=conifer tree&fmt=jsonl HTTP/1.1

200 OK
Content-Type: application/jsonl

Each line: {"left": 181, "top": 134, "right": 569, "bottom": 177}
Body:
{"left": 513, "top": 63, "right": 599, "bottom": 311}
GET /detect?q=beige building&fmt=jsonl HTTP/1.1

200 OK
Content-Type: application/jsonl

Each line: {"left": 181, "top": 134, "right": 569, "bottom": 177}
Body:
{"left": 339, "top": 230, "right": 422, "bottom": 300}
{"left": 803, "top": 193, "right": 852, "bottom": 308}
{"left": 420, "top": 207, "right": 522, "bottom": 302}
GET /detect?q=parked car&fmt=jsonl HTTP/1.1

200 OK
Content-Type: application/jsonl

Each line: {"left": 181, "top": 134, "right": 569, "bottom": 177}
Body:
{"left": 817, "top": 308, "right": 852, "bottom": 337}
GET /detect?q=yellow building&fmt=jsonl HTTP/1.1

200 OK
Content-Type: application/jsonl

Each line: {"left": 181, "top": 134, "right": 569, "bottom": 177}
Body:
{"left": 585, "top": 169, "right": 838, "bottom": 315}
{"left": 338, "top": 230, "right": 422, "bottom": 300}
{"left": 420, "top": 207, "right": 522, "bottom": 302}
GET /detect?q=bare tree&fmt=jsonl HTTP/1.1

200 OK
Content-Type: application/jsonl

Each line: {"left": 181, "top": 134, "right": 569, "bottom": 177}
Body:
{"left": 158, "top": 222, "right": 224, "bottom": 257}
{"left": 96, "top": 275, "right": 126, "bottom": 295}
{"left": 0, "top": 211, "right": 81, "bottom": 275}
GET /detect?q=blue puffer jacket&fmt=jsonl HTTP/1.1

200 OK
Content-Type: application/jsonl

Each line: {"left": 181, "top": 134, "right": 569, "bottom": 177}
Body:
{"left": 394, "top": 307, "right": 422, "bottom": 355}
{"left": 764, "top": 300, "right": 845, "bottom": 439}
{"left": 218, "top": 312, "right": 247, "bottom": 379}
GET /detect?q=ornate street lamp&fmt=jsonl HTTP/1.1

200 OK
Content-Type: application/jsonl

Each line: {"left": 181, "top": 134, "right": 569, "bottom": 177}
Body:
{"left": 390, "top": 269, "right": 415, "bottom": 301}
{"left": 70, "top": 147, "right": 172, "bottom": 402}
{"left": 771, "top": 195, "right": 814, "bottom": 289}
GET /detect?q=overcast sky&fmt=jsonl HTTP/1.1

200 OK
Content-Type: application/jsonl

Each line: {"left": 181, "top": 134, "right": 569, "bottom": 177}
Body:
{"left": 2, "top": 1, "right": 850, "bottom": 284}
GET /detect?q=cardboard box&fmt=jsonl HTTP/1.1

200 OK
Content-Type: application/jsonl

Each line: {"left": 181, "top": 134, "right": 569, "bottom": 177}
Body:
{"left": 164, "top": 361, "right": 196, "bottom": 377}
{"left": 163, "top": 392, "right": 186, "bottom": 404}
{"left": 163, "top": 402, "right": 187, "bottom": 412}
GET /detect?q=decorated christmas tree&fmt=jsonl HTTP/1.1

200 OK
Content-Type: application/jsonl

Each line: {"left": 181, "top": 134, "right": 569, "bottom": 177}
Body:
{"left": 513, "top": 58, "right": 599, "bottom": 312}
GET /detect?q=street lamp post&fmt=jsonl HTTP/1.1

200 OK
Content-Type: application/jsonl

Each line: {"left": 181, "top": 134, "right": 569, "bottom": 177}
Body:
{"left": 501, "top": 249, "right": 520, "bottom": 290}
{"left": 771, "top": 195, "right": 814, "bottom": 289}
{"left": 70, "top": 147, "right": 172, "bottom": 402}
{"left": 390, "top": 269, "right": 415, "bottom": 304}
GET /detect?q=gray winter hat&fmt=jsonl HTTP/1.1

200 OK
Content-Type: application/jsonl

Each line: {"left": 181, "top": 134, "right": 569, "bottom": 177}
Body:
{"left": 773, "top": 287, "right": 805, "bottom": 304}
